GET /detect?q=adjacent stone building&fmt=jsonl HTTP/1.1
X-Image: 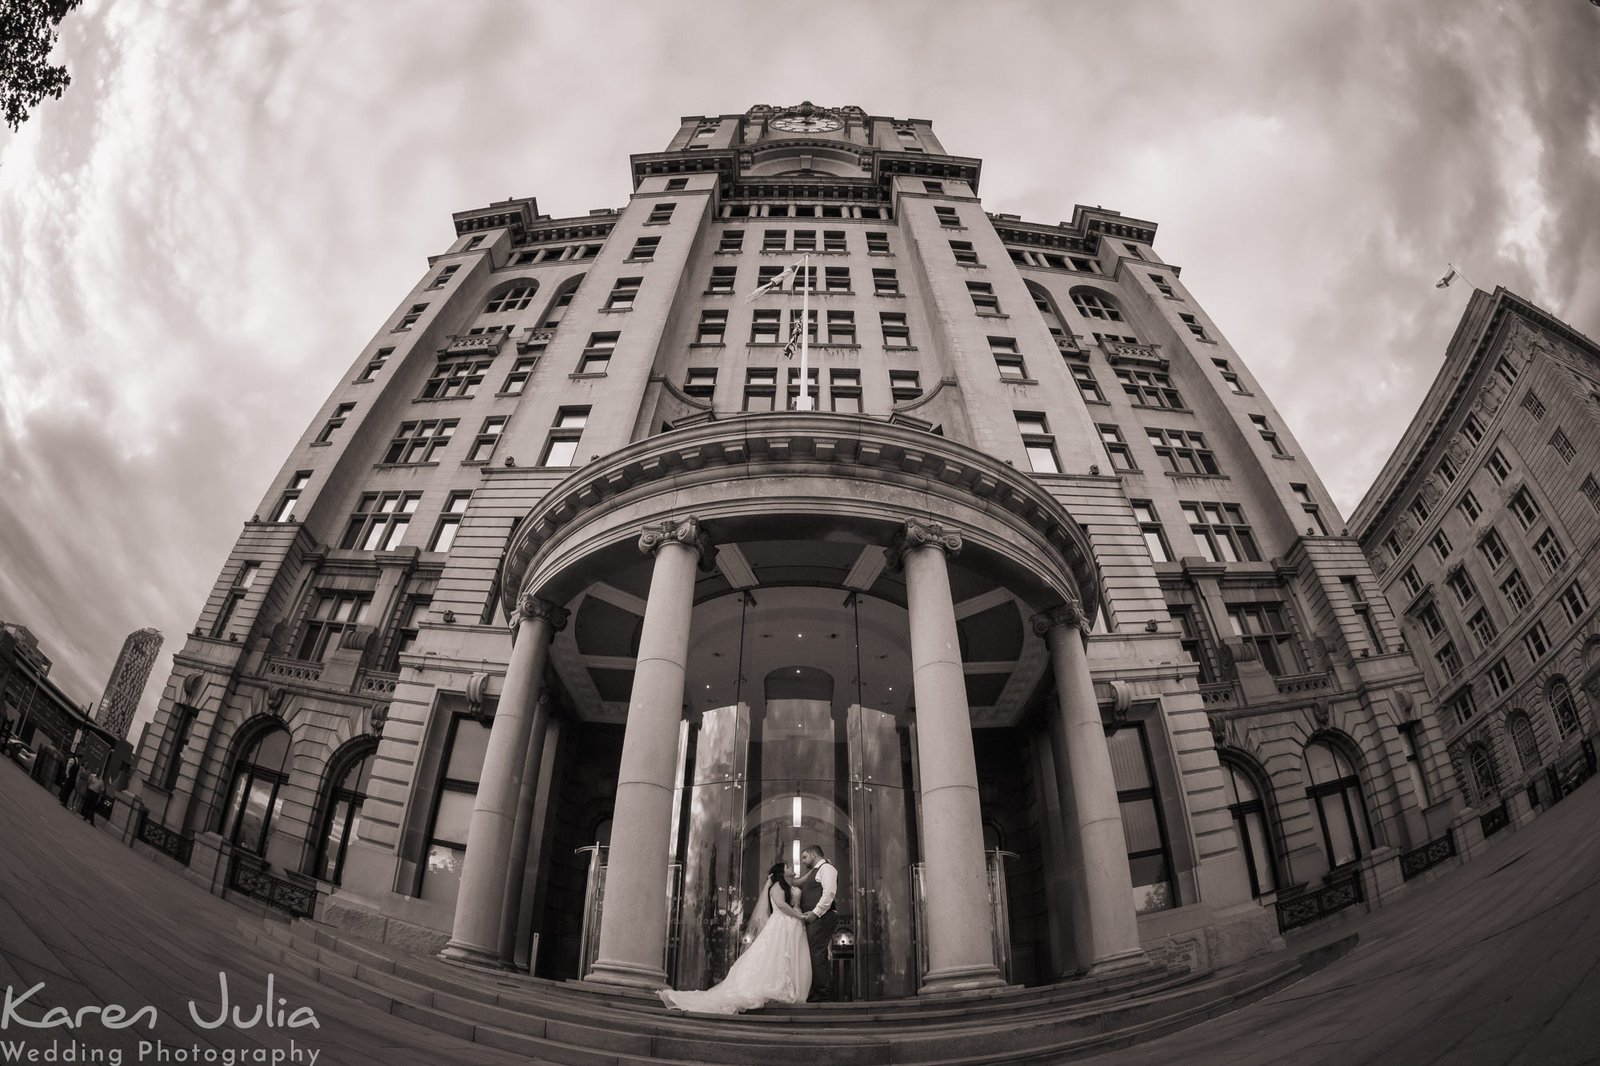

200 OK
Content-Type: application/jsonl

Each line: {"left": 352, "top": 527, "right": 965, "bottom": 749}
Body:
{"left": 1352, "top": 287, "right": 1600, "bottom": 828}
{"left": 132, "top": 103, "right": 1451, "bottom": 998}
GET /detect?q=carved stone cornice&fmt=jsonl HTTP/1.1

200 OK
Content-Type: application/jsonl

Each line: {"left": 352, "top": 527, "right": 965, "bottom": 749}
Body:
{"left": 638, "top": 517, "right": 717, "bottom": 570}
{"left": 891, "top": 519, "right": 962, "bottom": 564}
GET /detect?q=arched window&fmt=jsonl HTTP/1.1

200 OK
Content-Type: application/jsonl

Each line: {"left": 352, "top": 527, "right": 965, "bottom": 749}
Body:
{"left": 540, "top": 274, "right": 585, "bottom": 329}
{"left": 1468, "top": 743, "right": 1500, "bottom": 803}
{"left": 1106, "top": 722, "right": 1176, "bottom": 913}
{"left": 1303, "top": 739, "right": 1373, "bottom": 869}
{"left": 483, "top": 282, "right": 537, "bottom": 315}
{"left": 312, "top": 741, "right": 377, "bottom": 884}
{"left": 1070, "top": 287, "right": 1124, "bottom": 322}
{"left": 1221, "top": 756, "right": 1278, "bottom": 897}
{"left": 1027, "top": 282, "right": 1069, "bottom": 339}
{"left": 220, "top": 722, "right": 293, "bottom": 855}
{"left": 1508, "top": 712, "right": 1541, "bottom": 771}
{"left": 1549, "top": 677, "right": 1580, "bottom": 738}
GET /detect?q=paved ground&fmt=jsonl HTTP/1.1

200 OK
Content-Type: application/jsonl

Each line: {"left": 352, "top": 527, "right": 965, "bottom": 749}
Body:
{"left": 2, "top": 756, "right": 1599, "bottom": 1065}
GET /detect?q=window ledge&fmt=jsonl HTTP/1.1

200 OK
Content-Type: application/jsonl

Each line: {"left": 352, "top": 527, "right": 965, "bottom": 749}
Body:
{"left": 569, "top": 372, "right": 608, "bottom": 380}
{"left": 1270, "top": 453, "right": 1299, "bottom": 461}
{"left": 494, "top": 390, "right": 528, "bottom": 398}
{"left": 875, "top": 291, "right": 905, "bottom": 298}
{"left": 689, "top": 342, "right": 727, "bottom": 349}
{"left": 714, "top": 249, "right": 742, "bottom": 255}
{"left": 884, "top": 345, "right": 919, "bottom": 352}
{"left": 412, "top": 395, "right": 476, "bottom": 404}
{"left": 975, "top": 312, "right": 1009, "bottom": 319}
{"left": 598, "top": 307, "right": 633, "bottom": 314}
{"left": 373, "top": 462, "right": 441, "bottom": 470}
{"left": 1187, "top": 336, "right": 1218, "bottom": 345}
{"left": 624, "top": 258, "right": 655, "bottom": 265}
{"left": 460, "top": 460, "right": 489, "bottom": 468}
{"left": 1001, "top": 377, "right": 1040, "bottom": 387}
{"left": 867, "top": 251, "right": 895, "bottom": 257}
{"left": 703, "top": 290, "right": 734, "bottom": 297}
{"left": 309, "top": 440, "right": 332, "bottom": 448}
{"left": 1163, "top": 471, "right": 1230, "bottom": 480}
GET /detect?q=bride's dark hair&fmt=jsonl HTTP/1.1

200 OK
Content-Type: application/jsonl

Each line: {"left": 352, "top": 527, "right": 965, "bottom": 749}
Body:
{"left": 767, "top": 861, "right": 790, "bottom": 891}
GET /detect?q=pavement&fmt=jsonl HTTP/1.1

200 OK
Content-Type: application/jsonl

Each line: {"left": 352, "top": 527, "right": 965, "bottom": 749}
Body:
{"left": 2, "top": 755, "right": 1599, "bottom": 1066}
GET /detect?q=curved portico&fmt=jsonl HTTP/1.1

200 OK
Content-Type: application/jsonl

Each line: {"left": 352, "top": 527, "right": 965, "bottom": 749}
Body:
{"left": 446, "top": 414, "right": 1146, "bottom": 994}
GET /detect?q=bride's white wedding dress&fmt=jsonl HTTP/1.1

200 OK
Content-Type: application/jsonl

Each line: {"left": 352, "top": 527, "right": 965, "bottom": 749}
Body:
{"left": 658, "top": 883, "right": 811, "bottom": 1014}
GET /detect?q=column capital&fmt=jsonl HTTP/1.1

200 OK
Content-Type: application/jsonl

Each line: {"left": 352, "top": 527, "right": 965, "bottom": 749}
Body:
{"left": 638, "top": 517, "right": 716, "bottom": 570}
{"left": 1032, "top": 596, "right": 1091, "bottom": 638}
{"left": 514, "top": 595, "right": 569, "bottom": 636}
{"left": 891, "top": 518, "right": 962, "bottom": 564}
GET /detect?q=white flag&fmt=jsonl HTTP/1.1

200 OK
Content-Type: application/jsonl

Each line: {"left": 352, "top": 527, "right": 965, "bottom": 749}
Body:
{"left": 1435, "top": 267, "right": 1457, "bottom": 289}
{"left": 744, "top": 264, "right": 798, "bottom": 302}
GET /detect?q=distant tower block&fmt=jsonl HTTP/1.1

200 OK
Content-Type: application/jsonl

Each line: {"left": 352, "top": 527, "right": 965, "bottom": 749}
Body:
{"left": 96, "top": 628, "right": 163, "bottom": 739}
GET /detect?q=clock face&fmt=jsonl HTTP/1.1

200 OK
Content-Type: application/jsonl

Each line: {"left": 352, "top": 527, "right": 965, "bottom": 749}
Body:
{"left": 772, "top": 114, "right": 842, "bottom": 133}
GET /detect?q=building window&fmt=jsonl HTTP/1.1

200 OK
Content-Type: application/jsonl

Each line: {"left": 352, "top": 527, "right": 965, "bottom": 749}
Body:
{"left": 384, "top": 596, "right": 431, "bottom": 672}
{"left": 880, "top": 312, "right": 912, "bottom": 348}
{"left": 1487, "top": 657, "right": 1514, "bottom": 695}
{"left": 718, "top": 229, "right": 745, "bottom": 253}
{"left": 889, "top": 370, "right": 921, "bottom": 402}
{"left": 1132, "top": 500, "right": 1171, "bottom": 562}
{"left": 1340, "top": 575, "right": 1383, "bottom": 652}
{"left": 829, "top": 369, "right": 862, "bottom": 413}
{"left": 1461, "top": 413, "right": 1485, "bottom": 445}
{"left": 310, "top": 403, "right": 355, "bottom": 445}
{"left": 1508, "top": 713, "right": 1541, "bottom": 772}
{"left": 1099, "top": 424, "right": 1136, "bottom": 471}
{"left": 1451, "top": 689, "right": 1477, "bottom": 726}
{"left": 1016, "top": 412, "right": 1061, "bottom": 474}
{"left": 1551, "top": 677, "right": 1581, "bottom": 736}
{"left": 743, "top": 368, "right": 777, "bottom": 412}
{"left": 1466, "top": 608, "right": 1498, "bottom": 650}
{"left": 603, "top": 278, "right": 640, "bottom": 312}
{"left": 1304, "top": 741, "right": 1374, "bottom": 869}
{"left": 540, "top": 279, "right": 579, "bottom": 328}
{"left": 426, "top": 264, "right": 459, "bottom": 290}
{"left": 340, "top": 492, "right": 421, "bottom": 551}
{"left": 1071, "top": 364, "right": 1105, "bottom": 403}
{"left": 1382, "top": 532, "right": 1402, "bottom": 560}
{"left": 626, "top": 237, "right": 659, "bottom": 263}
{"left": 1534, "top": 529, "right": 1567, "bottom": 574}
{"left": 646, "top": 202, "right": 675, "bottom": 225}
{"left": 540, "top": 407, "right": 588, "bottom": 467}
{"left": 922, "top": 180, "right": 943, "bottom": 193}
{"left": 949, "top": 240, "right": 980, "bottom": 267}
{"left": 1478, "top": 527, "right": 1507, "bottom": 569}
{"left": 1435, "top": 641, "right": 1462, "bottom": 678}
{"left": 356, "top": 347, "right": 393, "bottom": 384}
{"left": 872, "top": 268, "right": 899, "bottom": 295}
{"left": 1178, "top": 312, "right": 1209, "bottom": 340}
{"left": 1458, "top": 490, "right": 1481, "bottom": 522}
{"left": 1468, "top": 743, "right": 1500, "bottom": 804}
{"left": 826, "top": 310, "right": 856, "bottom": 345}
{"left": 1213, "top": 358, "right": 1249, "bottom": 395}
{"left": 792, "top": 230, "right": 817, "bottom": 252}
{"left": 695, "top": 310, "right": 728, "bottom": 345}
{"left": 1147, "top": 428, "right": 1220, "bottom": 476}
{"left": 211, "top": 561, "right": 261, "bottom": 639}
{"left": 707, "top": 265, "right": 736, "bottom": 293}
{"left": 1226, "top": 603, "right": 1304, "bottom": 676}
{"left": 296, "top": 591, "right": 372, "bottom": 663}
{"left": 220, "top": 722, "right": 293, "bottom": 855}
{"left": 1222, "top": 759, "right": 1279, "bottom": 898}
{"left": 1550, "top": 427, "right": 1575, "bottom": 463}
{"left": 1486, "top": 449, "right": 1511, "bottom": 483}
{"left": 1446, "top": 568, "right": 1477, "bottom": 606}
{"left": 751, "top": 308, "right": 782, "bottom": 344}
{"left": 1501, "top": 569, "right": 1532, "bottom": 611}
{"left": 395, "top": 303, "right": 427, "bottom": 331}
{"left": 784, "top": 367, "right": 820, "bottom": 410}
{"left": 1437, "top": 454, "right": 1460, "bottom": 485}
{"left": 991, "top": 337, "right": 1028, "bottom": 381}
{"left": 1508, "top": 487, "right": 1541, "bottom": 530}
{"left": 1150, "top": 273, "right": 1177, "bottom": 298}
{"left": 1116, "top": 368, "right": 1185, "bottom": 409}
{"left": 665, "top": 177, "right": 688, "bottom": 190}
{"left": 1401, "top": 566, "right": 1423, "bottom": 599}
{"left": 1071, "top": 289, "right": 1123, "bottom": 321}
{"left": 1123, "top": 241, "right": 1145, "bottom": 260}
{"left": 272, "top": 471, "right": 312, "bottom": 523}
{"left": 1521, "top": 389, "right": 1546, "bottom": 420}
{"left": 934, "top": 205, "right": 961, "bottom": 228}
{"left": 1183, "top": 501, "right": 1261, "bottom": 562}
{"left": 428, "top": 492, "right": 472, "bottom": 553}
{"left": 1168, "top": 605, "right": 1211, "bottom": 682}
{"left": 462, "top": 235, "right": 483, "bottom": 251}
{"left": 824, "top": 266, "right": 850, "bottom": 293}
{"left": 1493, "top": 357, "right": 1518, "bottom": 390}
{"left": 1409, "top": 496, "right": 1432, "bottom": 525}
{"left": 1250, "top": 414, "right": 1287, "bottom": 456}
{"left": 786, "top": 307, "right": 819, "bottom": 347}
{"left": 421, "top": 360, "right": 489, "bottom": 400}
{"left": 422, "top": 713, "right": 492, "bottom": 900}
{"left": 823, "top": 231, "right": 846, "bottom": 253}
{"left": 1430, "top": 529, "right": 1453, "bottom": 563}
{"left": 313, "top": 743, "right": 376, "bottom": 885}
{"left": 866, "top": 231, "right": 890, "bottom": 254}
{"left": 1417, "top": 602, "right": 1445, "bottom": 641}
{"left": 1560, "top": 581, "right": 1589, "bottom": 625}
{"left": 152, "top": 704, "right": 200, "bottom": 791}
{"left": 968, "top": 281, "right": 1001, "bottom": 314}
{"left": 1583, "top": 474, "right": 1600, "bottom": 514}
{"left": 383, "top": 420, "right": 457, "bottom": 465}
{"left": 1524, "top": 621, "right": 1551, "bottom": 661}
{"left": 484, "top": 284, "right": 536, "bottom": 314}
{"left": 1291, "top": 483, "right": 1328, "bottom": 535}
{"left": 762, "top": 229, "right": 786, "bottom": 252}
{"left": 502, "top": 356, "right": 537, "bottom": 396}
{"left": 1106, "top": 723, "right": 1177, "bottom": 913}
{"left": 683, "top": 367, "right": 717, "bottom": 398}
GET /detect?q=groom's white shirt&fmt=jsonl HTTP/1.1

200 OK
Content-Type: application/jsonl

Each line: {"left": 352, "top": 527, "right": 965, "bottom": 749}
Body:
{"left": 808, "top": 860, "right": 838, "bottom": 919}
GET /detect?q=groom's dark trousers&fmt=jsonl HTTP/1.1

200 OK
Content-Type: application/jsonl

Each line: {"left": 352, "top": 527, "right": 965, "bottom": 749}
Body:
{"left": 799, "top": 875, "right": 839, "bottom": 1000}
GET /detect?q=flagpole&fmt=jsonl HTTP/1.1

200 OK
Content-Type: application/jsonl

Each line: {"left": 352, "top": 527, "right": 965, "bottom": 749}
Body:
{"left": 799, "top": 253, "right": 812, "bottom": 411}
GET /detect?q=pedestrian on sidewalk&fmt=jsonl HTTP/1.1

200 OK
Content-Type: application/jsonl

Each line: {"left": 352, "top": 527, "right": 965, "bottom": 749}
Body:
{"left": 80, "top": 772, "right": 103, "bottom": 825}
{"left": 57, "top": 756, "right": 79, "bottom": 808}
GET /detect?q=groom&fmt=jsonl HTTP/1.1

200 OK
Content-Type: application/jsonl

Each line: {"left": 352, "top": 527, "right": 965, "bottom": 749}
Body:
{"left": 797, "top": 845, "right": 838, "bottom": 1002}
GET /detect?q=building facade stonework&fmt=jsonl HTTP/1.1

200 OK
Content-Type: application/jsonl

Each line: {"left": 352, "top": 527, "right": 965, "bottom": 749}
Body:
{"left": 1352, "top": 288, "right": 1600, "bottom": 830}
{"left": 131, "top": 104, "right": 1453, "bottom": 996}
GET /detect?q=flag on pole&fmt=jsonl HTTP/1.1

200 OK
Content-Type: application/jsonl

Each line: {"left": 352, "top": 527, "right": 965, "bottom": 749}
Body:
{"left": 780, "top": 316, "right": 804, "bottom": 359}
{"left": 1435, "top": 266, "right": 1458, "bottom": 289}
{"left": 743, "top": 263, "right": 799, "bottom": 302}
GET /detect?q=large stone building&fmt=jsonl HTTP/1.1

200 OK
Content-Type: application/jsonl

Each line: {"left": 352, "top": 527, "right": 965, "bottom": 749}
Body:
{"left": 1352, "top": 288, "right": 1600, "bottom": 827}
{"left": 95, "top": 626, "right": 163, "bottom": 739}
{"left": 2, "top": 620, "right": 123, "bottom": 784}
{"left": 132, "top": 103, "right": 1454, "bottom": 999}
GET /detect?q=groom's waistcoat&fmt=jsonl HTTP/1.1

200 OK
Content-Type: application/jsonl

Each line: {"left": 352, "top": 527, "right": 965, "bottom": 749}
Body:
{"left": 799, "top": 863, "right": 833, "bottom": 915}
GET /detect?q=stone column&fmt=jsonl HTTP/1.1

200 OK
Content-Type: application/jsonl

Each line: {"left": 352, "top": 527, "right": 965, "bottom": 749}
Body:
{"left": 1035, "top": 604, "right": 1148, "bottom": 974}
{"left": 441, "top": 595, "right": 566, "bottom": 967}
{"left": 898, "top": 519, "right": 1007, "bottom": 994}
{"left": 586, "top": 518, "right": 710, "bottom": 988}
{"left": 496, "top": 692, "right": 554, "bottom": 965}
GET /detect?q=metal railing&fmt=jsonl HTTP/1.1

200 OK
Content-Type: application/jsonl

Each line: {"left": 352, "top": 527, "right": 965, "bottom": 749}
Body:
{"left": 227, "top": 853, "right": 318, "bottom": 918}
{"left": 1275, "top": 868, "right": 1364, "bottom": 933}
{"left": 1399, "top": 830, "right": 1456, "bottom": 881}
{"left": 1479, "top": 799, "right": 1510, "bottom": 839}
{"left": 135, "top": 809, "right": 194, "bottom": 866}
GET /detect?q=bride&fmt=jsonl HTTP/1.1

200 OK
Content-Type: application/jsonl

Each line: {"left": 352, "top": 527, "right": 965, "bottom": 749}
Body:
{"left": 659, "top": 862, "right": 811, "bottom": 1014}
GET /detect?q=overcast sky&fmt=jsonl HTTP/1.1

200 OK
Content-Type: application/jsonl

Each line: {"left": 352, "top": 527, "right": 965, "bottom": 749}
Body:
{"left": 2, "top": 0, "right": 1597, "bottom": 738}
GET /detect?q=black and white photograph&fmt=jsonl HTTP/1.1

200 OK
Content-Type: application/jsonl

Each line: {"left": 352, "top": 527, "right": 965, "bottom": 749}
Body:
{"left": 2, "top": 2, "right": 1599, "bottom": 1063}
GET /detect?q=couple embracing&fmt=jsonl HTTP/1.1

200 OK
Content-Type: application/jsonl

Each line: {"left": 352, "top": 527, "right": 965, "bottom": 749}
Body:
{"left": 659, "top": 845, "right": 839, "bottom": 1014}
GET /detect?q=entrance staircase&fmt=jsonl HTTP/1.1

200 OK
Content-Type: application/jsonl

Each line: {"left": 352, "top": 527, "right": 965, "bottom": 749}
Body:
{"left": 236, "top": 917, "right": 1354, "bottom": 1065}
